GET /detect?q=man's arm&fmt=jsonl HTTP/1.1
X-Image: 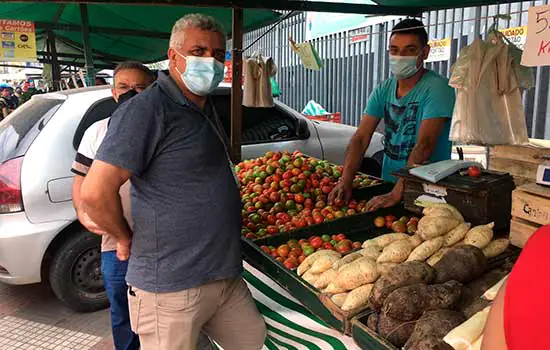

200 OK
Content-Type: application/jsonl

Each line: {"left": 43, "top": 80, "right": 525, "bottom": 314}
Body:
{"left": 481, "top": 281, "right": 508, "bottom": 350}
{"left": 1, "top": 106, "right": 8, "bottom": 118}
{"left": 366, "top": 117, "right": 446, "bottom": 211}
{"left": 80, "top": 160, "right": 132, "bottom": 244}
{"left": 329, "top": 115, "right": 380, "bottom": 203}
{"left": 72, "top": 174, "right": 107, "bottom": 235}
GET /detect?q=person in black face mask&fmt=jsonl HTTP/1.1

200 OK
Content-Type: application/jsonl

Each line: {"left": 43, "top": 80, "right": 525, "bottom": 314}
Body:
{"left": 70, "top": 62, "right": 155, "bottom": 350}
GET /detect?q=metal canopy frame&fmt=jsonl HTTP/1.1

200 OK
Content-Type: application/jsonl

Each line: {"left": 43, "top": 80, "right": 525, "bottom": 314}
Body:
{"left": 6, "top": 0, "right": 519, "bottom": 161}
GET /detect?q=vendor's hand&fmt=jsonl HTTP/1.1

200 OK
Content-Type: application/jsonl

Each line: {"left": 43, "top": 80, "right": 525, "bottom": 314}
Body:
{"left": 116, "top": 240, "right": 131, "bottom": 261}
{"left": 78, "top": 211, "right": 107, "bottom": 235}
{"left": 365, "top": 191, "right": 402, "bottom": 212}
{"left": 328, "top": 181, "right": 353, "bottom": 204}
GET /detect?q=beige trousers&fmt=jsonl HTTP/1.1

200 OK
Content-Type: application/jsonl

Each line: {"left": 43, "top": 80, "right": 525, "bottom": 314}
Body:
{"left": 128, "top": 277, "right": 267, "bottom": 350}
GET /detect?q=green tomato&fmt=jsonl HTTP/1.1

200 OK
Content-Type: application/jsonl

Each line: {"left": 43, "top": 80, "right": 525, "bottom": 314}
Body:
{"left": 303, "top": 246, "right": 315, "bottom": 256}
{"left": 321, "top": 234, "right": 331, "bottom": 242}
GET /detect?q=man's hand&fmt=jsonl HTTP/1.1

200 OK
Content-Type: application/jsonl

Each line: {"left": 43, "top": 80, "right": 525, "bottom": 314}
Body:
{"left": 78, "top": 210, "right": 107, "bottom": 235}
{"left": 365, "top": 190, "right": 402, "bottom": 212}
{"left": 328, "top": 181, "right": 353, "bottom": 204}
{"left": 116, "top": 239, "right": 131, "bottom": 261}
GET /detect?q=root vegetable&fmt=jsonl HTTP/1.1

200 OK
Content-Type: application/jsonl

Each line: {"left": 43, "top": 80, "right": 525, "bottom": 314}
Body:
{"left": 367, "top": 313, "right": 379, "bottom": 331}
{"left": 341, "top": 284, "right": 374, "bottom": 311}
{"left": 407, "top": 237, "right": 445, "bottom": 262}
{"left": 302, "top": 270, "right": 321, "bottom": 285}
{"left": 332, "top": 251, "right": 363, "bottom": 271}
{"left": 308, "top": 251, "right": 342, "bottom": 274}
{"left": 377, "top": 263, "right": 398, "bottom": 276}
{"left": 360, "top": 246, "right": 382, "bottom": 260}
{"left": 369, "top": 233, "right": 410, "bottom": 248}
{"left": 434, "top": 245, "right": 487, "bottom": 284}
{"left": 335, "top": 257, "right": 379, "bottom": 290}
{"left": 378, "top": 312, "right": 417, "bottom": 348}
{"left": 298, "top": 250, "right": 339, "bottom": 276}
{"left": 377, "top": 239, "right": 414, "bottom": 263}
{"left": 482, "top": 238, "right": 509, "bottom": 258}
{"left": 331, "top": 293, "right": 348, "bottom": 308}
{"left": 423, "top": 203, "right": 465, "bottom": 222}
{"left": 405, "top": 310, "right": 465, "bottom": 350}
{"left": 362, "top": 239, "right": 379, "bottom": 249}
{"left": 369, "top": 261, "right": 436, "bottom": 311}
{"left": 463, "top": 223, "right": 494, "bottom": 249}
{"left": 409, "top": 234, "right": 423, "bottom": 248}
{"left": 422, "top": 207, "right": 457, "bottom": 219}
{"left": 314, "top": 269, "right": 338, "bottom": 289}
{"left": 443, "top": 307, "right": 490, "bottom": 350}
{"left": 471, "top": 336, "right": 483, "bottom": 350}
{"left": 427, "top": 248, "right": 450, "bottom": 266}
{"left": 325, "top": 282, "right": 347, "bottom": 294}
{"left": 382, "top": 281, "right": 463, "bottom": 321}
{"left": 443, "top": 223, "right": 471, "bottom": 247}
{"left": 418, "top": 216, "right": 461, "bottom": 240}
{"left": 483, "top": 275, "right": 508, "bottom": 301}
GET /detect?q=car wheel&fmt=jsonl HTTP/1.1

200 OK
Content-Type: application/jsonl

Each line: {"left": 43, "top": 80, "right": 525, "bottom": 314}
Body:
{"left": 360, "top": 151, "right": 383, "bottom": 178}
{"left": 49, "top": 228, "right": 108, "bottom": 312}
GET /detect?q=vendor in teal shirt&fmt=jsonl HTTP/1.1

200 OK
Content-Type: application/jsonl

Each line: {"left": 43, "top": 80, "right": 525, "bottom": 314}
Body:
{"left": 329, "top": 18, "right": 456, "bottom": 211}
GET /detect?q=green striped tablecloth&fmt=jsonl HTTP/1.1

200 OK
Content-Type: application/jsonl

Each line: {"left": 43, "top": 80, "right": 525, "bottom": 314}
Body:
{"left": 242, "top": 262, "right": 361, "bottom": 350}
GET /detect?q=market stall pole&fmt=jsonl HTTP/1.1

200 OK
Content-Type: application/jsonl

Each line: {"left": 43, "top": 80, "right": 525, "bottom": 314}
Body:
{"left": 79, "top": 4, "right": 95, "bottom": 86}
{"left": 231, "top": 8, "right": 243, "bottom": 162}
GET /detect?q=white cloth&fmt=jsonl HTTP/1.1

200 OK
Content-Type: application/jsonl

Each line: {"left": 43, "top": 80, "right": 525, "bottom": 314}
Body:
{"left": 243, "top": 54, "right": 277, "bottom": 108}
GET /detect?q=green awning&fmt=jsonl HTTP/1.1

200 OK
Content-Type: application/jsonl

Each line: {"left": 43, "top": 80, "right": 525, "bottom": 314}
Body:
{"left": 0, "top": 3, "right": 281, "bottom": 64}
{"left": 373, "top": 0, "right": 515, "bottom": 9}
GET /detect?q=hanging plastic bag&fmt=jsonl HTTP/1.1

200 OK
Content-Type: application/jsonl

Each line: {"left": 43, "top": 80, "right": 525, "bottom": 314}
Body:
{"left": 270, "top": 78, "right": 281, "bottom": 97}
{"left": 449, "top": 34, "right": 529, "bottom": 145}
{"left": 290, "top": 37, "right": 323, "bottom": 71}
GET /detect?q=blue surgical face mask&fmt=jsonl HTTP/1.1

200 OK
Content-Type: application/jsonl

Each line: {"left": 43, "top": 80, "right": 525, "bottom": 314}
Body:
{"left": 389, "top": 55, "right": 421, "bottom": 80}
{"left": 175, "top": 51, "right": 224, "bottom": 96}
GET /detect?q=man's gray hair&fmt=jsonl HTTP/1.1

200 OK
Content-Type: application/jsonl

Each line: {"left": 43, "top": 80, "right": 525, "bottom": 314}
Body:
{"left": 169, "top": 14, "right": 226, "bottom": 49}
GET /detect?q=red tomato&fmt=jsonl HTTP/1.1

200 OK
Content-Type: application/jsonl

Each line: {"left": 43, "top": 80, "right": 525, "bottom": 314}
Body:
{"left": 313, "top": 215, "right": 324, "bottom": 224}
{"left": 269, "top": 192, "right": 281, "bottom": 202}
{"left": 323, "top": 242, "right": 334, "bottom": 250}
{"left": 275, "top": 257, "right": 284, "bottom": 263}
{"left": 468, "top": 166, "right": 481, "bottom": 177}
{"left": 304, "top": 198, "right": 314, "bottom": 209}
{"left": 245, "top": 232, "right": 257, "bottom": 240}
{"left": 352, "top": 242, "right": 362, "bottom": 249}
{"left": 336, "top": 233, "right": 347, "bottom": 241}
{"left": 270, "top": 251, "right": 279, "bottom": 258}
{"left": 306, "top": 216, "right": 315, "bottom": 226}
{"left": 277, "top": 244, "right": 290, "bottom": 258}
{"left": 295, "top": 194, "right": 305, "bottom": 204}
{"left": 260, "top": 245, "right": 271, "bottom": 254}
{"left": 298, "top": 255, "right": 306, "bottom": 263}
{"left": 321, "top": 186, "right": 332, "bottom": 194}
{"left": 348, "top": 200, "right": 358, "bottom": 209}
{"left": 267, "top": 225, "right": 279, "bottom": 235}
{"left": 298, "top": 239, "right": 308, "bottom": 246}
{"left": 292, "top": 168, "right": 301, "bottom": 176}
{"left": 267, "top": 215, "right": 277, "bottom": 225}
{"left": 291, "top": 247, "right": 303, "bottom": 257}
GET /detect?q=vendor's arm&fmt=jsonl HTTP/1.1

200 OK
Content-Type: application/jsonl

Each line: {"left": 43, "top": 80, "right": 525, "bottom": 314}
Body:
{"left": 481, "top": 281, "right": 508, "bottom": 350}
{"left": 329, "top": 115, "right": 380, "bottom": 203}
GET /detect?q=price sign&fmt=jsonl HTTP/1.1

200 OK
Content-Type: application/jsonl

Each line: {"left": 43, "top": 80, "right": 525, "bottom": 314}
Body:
{"left": 522, "top": 4, "right": 550, "bottom": 66}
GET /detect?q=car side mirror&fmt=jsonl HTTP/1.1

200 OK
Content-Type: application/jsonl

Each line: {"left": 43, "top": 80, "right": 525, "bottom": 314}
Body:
{"left": 297, "top": 119, "right": 310, "bottom": 139}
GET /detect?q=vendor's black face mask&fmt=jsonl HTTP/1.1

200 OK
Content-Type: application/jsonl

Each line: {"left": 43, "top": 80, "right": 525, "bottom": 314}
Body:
{"left": 117, "top": 89, "right": 138, "bottom": 105}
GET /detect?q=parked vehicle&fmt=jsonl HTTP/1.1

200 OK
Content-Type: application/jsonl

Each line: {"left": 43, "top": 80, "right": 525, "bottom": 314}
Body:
{"left": 0, "top": 85, "right": 384, "bottom": 312}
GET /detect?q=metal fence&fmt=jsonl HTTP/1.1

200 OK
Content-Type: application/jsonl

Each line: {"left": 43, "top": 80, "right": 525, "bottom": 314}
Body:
{"left": 237, "top": 1, "right": 550, "bottom": 139}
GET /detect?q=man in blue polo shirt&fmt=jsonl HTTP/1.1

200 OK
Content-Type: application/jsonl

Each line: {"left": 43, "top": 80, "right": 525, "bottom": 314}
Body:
{"left": 80, "top": 13, "right": 266, "bottom": 350}
{"left": 330, "top": 18, "right": 456, "bottom": 210}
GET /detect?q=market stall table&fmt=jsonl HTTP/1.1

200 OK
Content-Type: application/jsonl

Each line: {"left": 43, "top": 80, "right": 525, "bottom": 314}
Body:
{"left": 242, "top": 262, "right": 360, "bottom": 350}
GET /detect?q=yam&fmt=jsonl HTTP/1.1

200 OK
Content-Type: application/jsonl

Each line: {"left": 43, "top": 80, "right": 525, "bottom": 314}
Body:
{"left": 308, "top": 250, "right": 341, "bottom": 274}
{"left": 302, "top": 270, "right": 321, "bottom": 285}
{"left": 372, "top": 233, "right": 410, "bottom": 248}
{"left": 483, "top": 274, "right": 508, "bottom": 301}
{"left": 378, "top": 312, "right": 417, "bottom": 348}
{"left": 443, "top": 307, "right": 491, "bottom": 350}
{"left": 405, "top": 309, "right": 465, "bottom": 350}
{"left": 443, "top": 223, "right": 471, "bottom": 247}
{"left": 423, "top": 203, "right": 465, "bottom": 222}
{"left": 426, "top": 248, "right": 450, "bottom": 266}
{"left": 382, "top": 281, "right": 463, "bottom": 321}
{"left": 456, "top": 266, "right": 511, "bottom": 316}
{"left": 434, "top": 245, "right": 487, "bottom": 284}
{"left": 361, "top": 239, "right": 379, "bottom": 249}
{"left": 331, "top": 293, "right": 348, "bottom": 308}
{"left": 409, "top": 234, "right": 424, "bottom": 248}
{"left": 418, "top": 216, "right": 460, "bottom": 240}
{"left": 313, "top": 269, "right": 338, "bottom": 290}
{"left": 482, "top": 238, "right": 509, "bottom": 258}
{"left": 332, "top": 251, "right": 363, "bottom": 271}
{"left": 369, "top": 261, "right": 436, "bottom": 311}
{"left": 471, "top": 335, "right": 483, "bottom": 350}
{"left": 366, "top": 313, "right": 379, "bottom": 331}
{"left": 422, "top": 207, "right": 457, "bottom": 219}
{"left": 297, "top": 250, "right": 338, "bottom": 276}
{"left": 341, "top": 284, "right": 374, "bottom": 311}
{"left": 325, "top": 282, "right": 347, "bottom": 295}
{"left": 377, "top": 263, "right": 398, "bottom": 276}
{"left": 360, "top": 246, "right": 382, "bottom": 260}
{"left": 407, "top": 237, "right": 445, "bottom": 262}
{"left": 377, "top": 239, "right": 414, "bottom": 263}
{"left": 463, "top": 223, "right": 494, "bottom": 249}
{"left": 335, "top": 257, "right": 379, "bottom": 290}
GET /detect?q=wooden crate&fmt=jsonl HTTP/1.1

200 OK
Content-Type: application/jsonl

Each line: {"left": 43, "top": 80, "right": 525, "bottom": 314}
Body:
{"left": 509, "top": 183, "right": 550, "bottom": 247}
{"left": 489, "top": 142, "right": 550, "bottom": 186}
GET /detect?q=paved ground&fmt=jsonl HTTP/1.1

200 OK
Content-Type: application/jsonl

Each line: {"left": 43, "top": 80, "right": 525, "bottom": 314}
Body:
{"left": 0, "top": 282, "right": 114, "bottom": 350}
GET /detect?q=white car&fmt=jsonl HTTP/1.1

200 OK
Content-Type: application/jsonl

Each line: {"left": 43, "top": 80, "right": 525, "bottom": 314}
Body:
{"left": 0, "top": 85, "right": 384, "bottom": 312}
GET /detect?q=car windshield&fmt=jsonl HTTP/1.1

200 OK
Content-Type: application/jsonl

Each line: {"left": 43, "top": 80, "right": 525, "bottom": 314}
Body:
{"left": 0, "top": 97, "right": 63, "bottom": 164}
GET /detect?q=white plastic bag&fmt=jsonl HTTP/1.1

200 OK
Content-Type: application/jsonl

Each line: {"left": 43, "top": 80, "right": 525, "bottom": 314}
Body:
{"left": 449, "top": 35, "right": 530, "bottom": 145}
